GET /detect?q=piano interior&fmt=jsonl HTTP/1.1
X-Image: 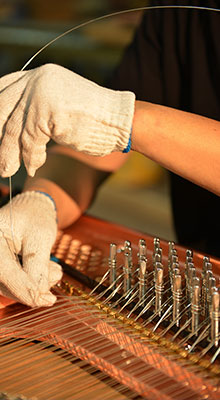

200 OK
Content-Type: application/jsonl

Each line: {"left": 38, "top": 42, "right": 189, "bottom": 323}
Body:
{"left": 0, "top": 215, "right": 219, "bottom": 400}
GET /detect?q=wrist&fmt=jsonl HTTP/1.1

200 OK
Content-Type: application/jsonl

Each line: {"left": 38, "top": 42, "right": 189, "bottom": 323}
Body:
{"left": 131, "top": 100, "right": 147, "bottom": 153}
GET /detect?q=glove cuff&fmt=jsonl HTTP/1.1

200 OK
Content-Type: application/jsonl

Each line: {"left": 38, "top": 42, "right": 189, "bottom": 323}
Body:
{"left": 71, "top": 81, "right": 136, "bottom": 156}
{"left": 11, "top": 191, "right": 57, "bottom": 216}
{"left": 88, "top": 89, "right": 135, "bottom": 155}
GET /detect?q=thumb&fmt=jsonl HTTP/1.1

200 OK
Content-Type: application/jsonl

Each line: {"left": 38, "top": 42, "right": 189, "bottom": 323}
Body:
{"left": 48, "top": 260, "right": 63, "bottom": 288}
{"left": 0, "top": 237, "right": 55, "bottom": 307}
{"left": 22, "top": 236, "right": 53, "bottom": 293}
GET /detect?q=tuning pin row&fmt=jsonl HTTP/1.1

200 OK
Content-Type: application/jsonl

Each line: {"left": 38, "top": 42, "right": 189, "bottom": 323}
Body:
{"left": 108, "top": 240, "right": 219, "bottom": 347}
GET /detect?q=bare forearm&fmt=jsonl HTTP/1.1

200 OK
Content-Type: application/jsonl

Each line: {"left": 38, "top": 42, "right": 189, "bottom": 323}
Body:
{"left": 24, "top": 177, "right": 81, "bottom": 230}
{"left": 24, "top": 147, "right": 128, "bottom": 229}
{"left": 132, "top": 101, "right": 220, "bottom": 195}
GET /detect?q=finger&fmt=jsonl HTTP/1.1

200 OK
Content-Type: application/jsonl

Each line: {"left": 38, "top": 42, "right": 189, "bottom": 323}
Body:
{"left": 48, "top": 260, "right": 63, "bottom": 288}
{"left": 0, "top": 104, "right": 23, "bottom": 177}
{"left": 22, "top": 114, "right": 50, "bottom": 177}
{"left": 0, "top": 237, "right": 55, "bottom": 307}
{"left": 0, "top": 130, "right": 22, "bottom": 177}
{"left": 0, "top": 71, "right": 27, "bottom": 140}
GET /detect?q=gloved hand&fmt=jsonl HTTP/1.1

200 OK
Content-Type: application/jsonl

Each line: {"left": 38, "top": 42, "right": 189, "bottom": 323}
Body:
{"left": 0, "top": 191, "right": 62, "bottom": 307}
{"left": 0, "top": 63, "right": 135, "bottom": 177}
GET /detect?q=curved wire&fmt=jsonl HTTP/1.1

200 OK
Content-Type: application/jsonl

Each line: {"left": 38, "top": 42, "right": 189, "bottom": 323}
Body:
{"left": 21, "top": 5, "right": 220, "bottom": 71}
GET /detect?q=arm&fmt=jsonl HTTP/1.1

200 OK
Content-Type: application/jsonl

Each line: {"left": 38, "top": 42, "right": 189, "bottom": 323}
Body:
{"left": 0, "top": 64, "right": 219, "bottom": 195}
{"left": 23, "top": 146, "right": 129, "bottom": 229}
{"left": 132, "top": 101, "right": 220, "bottom": 196}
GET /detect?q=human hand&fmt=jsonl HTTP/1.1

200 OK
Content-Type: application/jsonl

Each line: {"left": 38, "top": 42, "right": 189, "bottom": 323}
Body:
{"left": 0, "top": 191, "right": 62, "bottom": 307}
{"left": 0, "top": 64, "right": 135, "bottom": 177}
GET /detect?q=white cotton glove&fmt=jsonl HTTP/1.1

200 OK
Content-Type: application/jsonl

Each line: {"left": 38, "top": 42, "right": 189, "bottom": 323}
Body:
{"left": 0, "top": 63, "right": 135, "bottom": 178}
{"left": 0, "top": 191, "right": 62, "bottom": 307}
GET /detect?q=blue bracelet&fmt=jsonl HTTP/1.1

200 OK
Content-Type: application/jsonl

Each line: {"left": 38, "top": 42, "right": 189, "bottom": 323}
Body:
{"left": 122, "top": 131, "right": 132, "bottom": 153}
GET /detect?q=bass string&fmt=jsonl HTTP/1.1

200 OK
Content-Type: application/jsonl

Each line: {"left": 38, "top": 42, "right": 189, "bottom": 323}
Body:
{"left": 0, "top": 336, "right": 187, "bottom": 400}
{"left": 0, "top": 296, "right": 212, "bottom": 399}
{"left": 0, "top": 295, "right": 109, "bottom": 332}
{"left": 0, "top": 294, "right": 203, "bottom": 380}
{"left": 0, "top": 336, "right": 205, "bottom": 400}
{"left": 0, "top": 284, "right": 213, "bottom": 373}
{"left": 0, "top": 296, "right": 152, "bottom": 356}
{"left": 0, "top": 341, "right": 132, "bottom": 400}
{"left": 0, "top": 286, "right": 208, "bottom": 364}
{"left": 7, "top": 3, "right": 220, "bottom": 296}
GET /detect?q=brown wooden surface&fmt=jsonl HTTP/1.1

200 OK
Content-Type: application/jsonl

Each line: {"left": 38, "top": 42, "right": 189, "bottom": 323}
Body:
{"left": 64, "top": 214, "right": 220, "bottom": 276}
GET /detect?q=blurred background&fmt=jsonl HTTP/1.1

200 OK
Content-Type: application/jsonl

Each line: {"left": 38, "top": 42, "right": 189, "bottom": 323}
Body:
{"left": 0, "top": 0, "right": 176, "bottom": 241}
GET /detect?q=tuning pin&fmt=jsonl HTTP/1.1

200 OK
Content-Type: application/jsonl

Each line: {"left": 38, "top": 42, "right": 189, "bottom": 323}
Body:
{"left": 172, "top": 273, "right": 182, "bottom": 327}
{"left": 123, "top": 251, "right": 132, "bottom": 294}
{"left": 138, "top": 239, "right": 147, "bottom": 265}
{"left": 139, "top": 259, "right": 148, "bottom": 305}
{"left": 191, "top": 277, "right": 200, "bottom": 336}
{"left": 109, "top": 243, "right": 117, "bottom": 290}
{"left": 155, "top": 262, "right": 164, "bottom": 317}
{"left": 210, "top": 290, "right": 220, "bottom": 347}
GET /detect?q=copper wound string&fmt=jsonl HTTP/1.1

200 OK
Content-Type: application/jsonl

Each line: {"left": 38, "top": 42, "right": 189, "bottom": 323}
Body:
{"left": 0, "top": 296, "right": 210, "bottom": 400}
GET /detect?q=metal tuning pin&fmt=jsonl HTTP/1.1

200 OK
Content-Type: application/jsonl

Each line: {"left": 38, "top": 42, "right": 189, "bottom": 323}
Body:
{"left": 210, "top": 289, "right": 220, "bottom": 347}
{"left": 139, "top": 259, "right": 148, "bottom": 306}
{"left": 155, "top": 262, "right": 164, "bottom": 317}
{"left": 187, "top": 263, "right": 196, "bottom": 304}
{"left": 186, "top": 249, "right": 193, "bottom": 260}
{"left": 153, "top": 249, "right": 162, "bottom": 281}
{"left": 154, "top": 237, "right": 160, "bottom": 251}
{"left": 168, "top": 241, "right": 175, "bottom": 268}
{"left": 201, "top": 257, "right": 209, "bottom": 316}
{"left": 169, "top": 253, "right": 178, "bottom": 287}
{"left": 109, "top": 243, "right": 117, "bottom": 290}
{"left": 168, "top": 241, "right": 175, "bottom": 256}
{"left": 123, "top": 251, "right": 132, "bottom": 295}
{"left": 171, "top": 262, "right": 180, "bottom": 289}
{"left": 185, "top": 249, "right": 193, "bottom": 289}
{"left": 203, "top": 268, "right": 213, "bottom": 317}
{"left": 152, "top": 238, "right": 160, "bottom": 268}
{"left": 124, "top": 240, "right": 131, "bottom": 252}
{"left": 172, "top": 272, "right": 182, "bottom": 327}
{"left": 207, "top": 276, "right": 216, "bottom": 314}
{"left": 191, "top": 277, "right": 201, "bottom": 336}
{"left": 138, "top": 239, "right": 147, "bottom": 265}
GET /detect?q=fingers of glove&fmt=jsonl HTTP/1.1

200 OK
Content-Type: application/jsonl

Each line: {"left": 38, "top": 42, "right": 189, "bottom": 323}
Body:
{"left": 48, "top": 260, "right": 63, "bottom": 288}
{"left": 22, "top": 135, "right": 49, "bottom": 177}
{"left": 0, "top": 130, "right": 22, "bottom": 177}
{"left": 0, "top": 71, "right": 27, "bottom": 140}
{"left": 0, "top": 93, "right": 24, "bottom": 176}
{"left": 22, "top": 117, "right": 51, "bottom": 176}
{"left": 0, "top": 237, "right": 55, "bottom": 307}
{"left": 0, "top": 281, "right": 56, "bottom": 308}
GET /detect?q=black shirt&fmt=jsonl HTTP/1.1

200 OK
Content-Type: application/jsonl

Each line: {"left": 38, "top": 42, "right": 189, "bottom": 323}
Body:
{"left": 108, "top": 0, "right": 220, "bottom": 257}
